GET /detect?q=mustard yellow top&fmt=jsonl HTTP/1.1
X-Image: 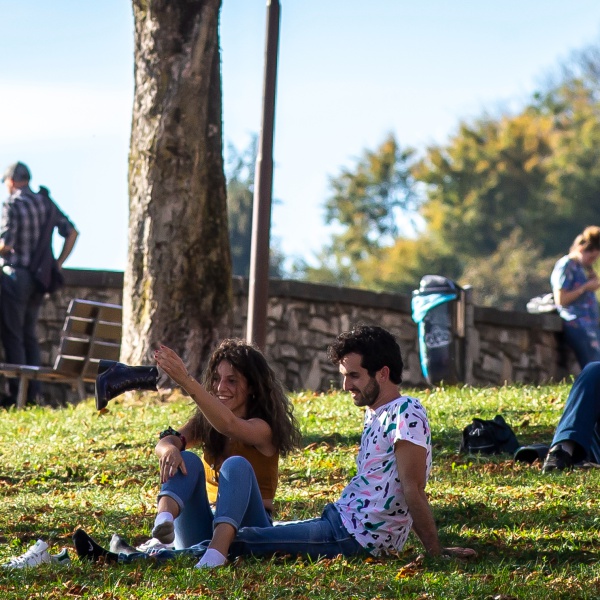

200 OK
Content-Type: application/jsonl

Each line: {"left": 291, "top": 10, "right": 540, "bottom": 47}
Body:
{"left": 202, "top": 439, "right": 279, "bottom": 504}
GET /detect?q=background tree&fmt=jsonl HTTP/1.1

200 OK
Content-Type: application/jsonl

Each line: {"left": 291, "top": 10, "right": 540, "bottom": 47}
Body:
{"left": 297, "top": 134, "right": 417, "bottom": 285}
{"left": 122, "top": 0, "right": 231, "bottom": 374}
{"left": 460, "top": 228, "right": 557, "bottom": 310}
{"left": 299, "top": 43, "right": 600, "bottom": 309}
{"left": 410, "top": 43, "right": 600, "bottom": 307}
{"left": 417, "top": 44, "right": 600, "bottom": 256}
{"left": 226, "top": 135, "right": 285, "bottom": 279}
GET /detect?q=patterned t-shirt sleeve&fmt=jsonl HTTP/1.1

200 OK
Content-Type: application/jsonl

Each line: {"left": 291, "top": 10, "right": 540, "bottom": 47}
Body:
{"left": 389, "top": 397, "right": 431, "bottom": 451}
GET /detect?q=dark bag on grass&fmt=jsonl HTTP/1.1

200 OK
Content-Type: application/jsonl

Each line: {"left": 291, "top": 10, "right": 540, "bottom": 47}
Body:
{"left": 459, "top": 415, "right": 519, "bottom": 455}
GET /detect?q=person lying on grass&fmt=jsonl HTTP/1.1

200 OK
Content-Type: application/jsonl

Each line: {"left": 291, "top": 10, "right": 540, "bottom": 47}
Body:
{"left": 76, "top": 325, "right": 475, "bottom": 567}
{"left": 94, "top": 338, "right": 302, "bottom": 568}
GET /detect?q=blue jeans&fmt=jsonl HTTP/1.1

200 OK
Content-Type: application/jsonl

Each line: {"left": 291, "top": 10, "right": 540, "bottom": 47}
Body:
{"left": 563, "top": 322, "right": 600, "bottom": 369}
{"left": 229, "top": 503, "right": 368, "bottom": 561}
{"left": 119, "top": 503, "right": 367, "bottom": 563}
{"left": 0, "top": 267, "right": 42, "bottom": 402}
{"left": 552, "top": 361, "right": 600, "bottom": 463}
{"left": 158, "top": 452, "right": 272, "bottom": 549}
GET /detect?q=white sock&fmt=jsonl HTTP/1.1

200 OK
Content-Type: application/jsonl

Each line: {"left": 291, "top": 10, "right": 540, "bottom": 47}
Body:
{"left": 195, "top": 548, "right": 227, "bottom": 568}
{"left": 154, "top": 512, "right": 174, "bottom": 528}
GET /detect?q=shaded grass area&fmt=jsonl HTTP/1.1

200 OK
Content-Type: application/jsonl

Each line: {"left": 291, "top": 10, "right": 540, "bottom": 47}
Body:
{"left": 1, "top": 383, "right": 600, "bottom": 598}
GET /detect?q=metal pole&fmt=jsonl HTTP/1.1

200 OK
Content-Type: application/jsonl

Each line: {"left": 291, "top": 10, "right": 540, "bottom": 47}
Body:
{"left": 246, "top": 0, "right": 280, "bottom": 349}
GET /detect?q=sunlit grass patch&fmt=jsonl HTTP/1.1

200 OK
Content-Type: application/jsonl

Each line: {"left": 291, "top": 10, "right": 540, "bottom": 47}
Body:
{"left": 0, "top": 382, "right": 599, "bottom": 598}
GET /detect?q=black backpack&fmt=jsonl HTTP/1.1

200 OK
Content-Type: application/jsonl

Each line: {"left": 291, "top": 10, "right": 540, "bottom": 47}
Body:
{"left": 459, "top": 415, "right": 519, "bottom": 455}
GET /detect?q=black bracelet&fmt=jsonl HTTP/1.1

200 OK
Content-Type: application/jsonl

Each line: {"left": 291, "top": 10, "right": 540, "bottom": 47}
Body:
{"left": 159, "top": 426, "right": 186, "bottom": 450}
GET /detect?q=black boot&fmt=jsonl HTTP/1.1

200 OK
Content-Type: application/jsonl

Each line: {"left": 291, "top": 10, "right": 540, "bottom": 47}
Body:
{"left": 95, "top": 360, "right": 159, "bottom": 411}
{"left": 73, "top": 529, "right": 118, "bottom": 564}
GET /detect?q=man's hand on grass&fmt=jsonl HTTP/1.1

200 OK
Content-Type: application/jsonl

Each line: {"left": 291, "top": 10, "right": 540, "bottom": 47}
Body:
{"left": 441, "top": 547, "right": 477, "bottom": 560}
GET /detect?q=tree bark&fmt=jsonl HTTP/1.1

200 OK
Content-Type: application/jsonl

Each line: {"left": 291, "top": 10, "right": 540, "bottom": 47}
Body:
{"left": 123, "top": 0, "right": 231, "bottom": 375}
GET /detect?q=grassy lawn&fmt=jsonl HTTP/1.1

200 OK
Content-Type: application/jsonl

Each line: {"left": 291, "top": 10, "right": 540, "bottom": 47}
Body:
{"left": 1, "top": 381, "right": 600, "bottom": 599}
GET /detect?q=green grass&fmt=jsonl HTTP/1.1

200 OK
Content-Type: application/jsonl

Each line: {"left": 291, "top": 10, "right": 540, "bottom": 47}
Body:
{"left": 1, "top": 382, "right": 600, "bottom": 599}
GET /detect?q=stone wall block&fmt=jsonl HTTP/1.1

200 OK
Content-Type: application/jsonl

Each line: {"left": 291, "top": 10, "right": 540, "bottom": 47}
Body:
{"left": 26, "top": 270, "right": 571, "bottom": 401}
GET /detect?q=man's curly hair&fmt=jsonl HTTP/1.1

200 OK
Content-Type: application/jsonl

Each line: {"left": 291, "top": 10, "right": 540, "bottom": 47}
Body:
{"left": 327, "top": 325, "right": 403, "bottom": 384}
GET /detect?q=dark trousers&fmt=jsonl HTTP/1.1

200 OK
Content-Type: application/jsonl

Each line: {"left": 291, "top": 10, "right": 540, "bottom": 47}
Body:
{"left": 551, "top": 361, "right": 600, "bottom": 463}
{"left": 0, "top": 266, "right": 43, "bottom": 404}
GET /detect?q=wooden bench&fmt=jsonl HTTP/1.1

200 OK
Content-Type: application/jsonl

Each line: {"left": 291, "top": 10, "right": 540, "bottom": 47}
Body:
{"left": 0, "top": 299, "right": 122, "bottom": 408}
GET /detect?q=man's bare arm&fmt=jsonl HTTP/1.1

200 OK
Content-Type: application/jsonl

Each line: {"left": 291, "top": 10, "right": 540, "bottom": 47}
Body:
{"left": 394, "top": 440, "right": 441, "bottom": 556}
{"left": 56, "top": 228, "right": 79, "bottom": 268}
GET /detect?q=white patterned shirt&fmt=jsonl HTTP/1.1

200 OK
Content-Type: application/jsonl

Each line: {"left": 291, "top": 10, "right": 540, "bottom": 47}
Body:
{"left": 334, "top": 395, "right": 432, "bottom": 556}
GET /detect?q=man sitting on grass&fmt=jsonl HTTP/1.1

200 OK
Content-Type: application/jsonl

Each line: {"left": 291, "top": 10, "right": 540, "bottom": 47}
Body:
{"left": 76, "top": 325, "right": 475, "bottom": 566}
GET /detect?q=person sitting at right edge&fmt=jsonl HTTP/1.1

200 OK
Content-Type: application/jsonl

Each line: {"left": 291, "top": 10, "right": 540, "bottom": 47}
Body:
{"left": 542, "top": 361, "right": 600, "bottom": 473}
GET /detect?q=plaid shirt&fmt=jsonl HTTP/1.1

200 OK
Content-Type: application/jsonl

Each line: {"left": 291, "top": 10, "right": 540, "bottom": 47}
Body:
{"left": 0, "top": 186, "right": 75, "bottom": 268}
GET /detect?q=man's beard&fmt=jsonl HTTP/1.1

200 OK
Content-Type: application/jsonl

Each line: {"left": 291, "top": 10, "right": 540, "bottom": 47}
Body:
{"left": 352, "top": 377, "right": 380, "bottom": 407}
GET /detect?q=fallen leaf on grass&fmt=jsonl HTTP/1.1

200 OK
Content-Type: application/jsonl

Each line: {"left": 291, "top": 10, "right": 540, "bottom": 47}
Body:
{"left": 395, "top": 554, "right": 425, "bottom": 578}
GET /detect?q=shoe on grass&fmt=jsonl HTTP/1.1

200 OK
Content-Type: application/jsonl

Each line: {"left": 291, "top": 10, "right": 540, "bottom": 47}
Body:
{"left": 51, "top": 548, "right": 71, "bottom": 566}
{"left": 136, "top": 537, "right": 175, "bottom": 554}
{"left": 542, "top": 445, "right": 574, "bottom": 473}
{"left": 3, "top": 540, "right": 52, "bottom": 568}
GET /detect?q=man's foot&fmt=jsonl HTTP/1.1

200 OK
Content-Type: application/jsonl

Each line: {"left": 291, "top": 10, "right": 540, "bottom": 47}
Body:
{"left": 194, "top": 548, "right": 228, "bottom": 569}
{"left": 151, "top": 521, "right": 175, "bottom": 545}
{"left": 542, "top": 445, "right": 574, "bottom": 473}
{"left": 2, "top": 539, "right": 52, "bottom": 568}
{"left": 72, "top": 529, "right": 117, "bottom": 564}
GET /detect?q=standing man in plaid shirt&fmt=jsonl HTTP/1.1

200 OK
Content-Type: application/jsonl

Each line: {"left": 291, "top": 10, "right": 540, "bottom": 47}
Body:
{"left": 0, "top": 162, "right": 78, "bottom": 407}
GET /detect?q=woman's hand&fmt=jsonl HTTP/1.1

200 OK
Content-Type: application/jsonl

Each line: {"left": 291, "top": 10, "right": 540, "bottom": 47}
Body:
{"left": 155, "top": 345, "right": 192, "bottom": 389}
{"left": 158, "top": 445, "right": 187, "bottom": 484}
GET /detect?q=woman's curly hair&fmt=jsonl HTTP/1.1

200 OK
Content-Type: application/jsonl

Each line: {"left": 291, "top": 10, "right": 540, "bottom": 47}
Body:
{"left": 188, "top": 338, "right": 302, "bottom": 458}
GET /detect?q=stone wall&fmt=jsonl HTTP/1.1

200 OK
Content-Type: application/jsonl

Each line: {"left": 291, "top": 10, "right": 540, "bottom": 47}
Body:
{"left": 28, "top": 269, "right": 573, "bottom": 400}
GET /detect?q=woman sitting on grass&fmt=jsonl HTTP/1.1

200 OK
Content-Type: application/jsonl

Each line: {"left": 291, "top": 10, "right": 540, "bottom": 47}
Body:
{"left": 87, "top": 339, "right": 302, "bottom": 568}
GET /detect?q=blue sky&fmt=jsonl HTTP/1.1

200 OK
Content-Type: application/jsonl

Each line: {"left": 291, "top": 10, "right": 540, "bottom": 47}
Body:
{"left": 1, "top": 1, "right": 600, "bottom": 271}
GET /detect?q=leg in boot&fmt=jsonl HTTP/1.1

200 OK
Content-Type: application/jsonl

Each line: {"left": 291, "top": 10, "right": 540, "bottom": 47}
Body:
{"left": 95, "top": 361, "right": 159, "bottom": 410}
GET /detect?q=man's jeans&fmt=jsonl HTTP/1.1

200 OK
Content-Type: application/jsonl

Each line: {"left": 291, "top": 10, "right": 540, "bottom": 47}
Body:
{"left": 563, "top": 323, "right": 600, "bottom": 369}
{"left": 229, "top": 503, "right": 368, "bottom": 561}
{"left": 120, "top": 503, "right": 368, "bottom": 563}
{"left": 158, "top": 452, "right": 272, "bottom": 549}
{"left": 0, "top": 267, "right": 42, "bottom": 402}
{"left": 551, "top": 361, "right": 600, "bottom": 462}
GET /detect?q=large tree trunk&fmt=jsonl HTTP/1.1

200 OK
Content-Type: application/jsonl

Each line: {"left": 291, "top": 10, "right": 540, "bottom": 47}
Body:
{"left": 123, "top": 0, "right": 231, "bottom": 375}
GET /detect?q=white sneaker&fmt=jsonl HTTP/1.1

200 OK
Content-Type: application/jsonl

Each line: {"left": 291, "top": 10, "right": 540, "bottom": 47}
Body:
{"left": 3, "top": 540, "right": 52, "bottom": 568}
{"left": 135, "top": 537, "right": 174, "bottom": 554}
{"left": 51, "top": 548, "right": 71, "bottom": 566}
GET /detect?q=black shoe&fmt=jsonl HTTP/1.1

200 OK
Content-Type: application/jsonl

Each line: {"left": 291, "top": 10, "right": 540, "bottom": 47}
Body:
{"left": 95, "top": 361, "right": 159, "bottom": 411}
{"left": 542, "top": 445, "right": 574, "bottom": 473}
{"left": 72, "top": 529, "right": 118, "bottom": 564}
{"left": 514, "top": 444, "right": 550, "bottom": 464}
